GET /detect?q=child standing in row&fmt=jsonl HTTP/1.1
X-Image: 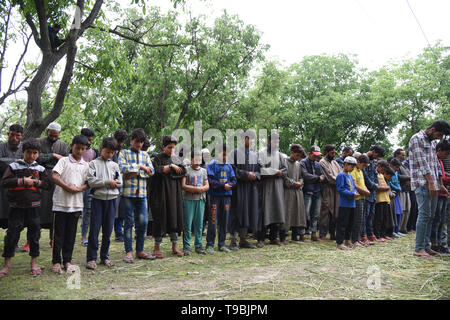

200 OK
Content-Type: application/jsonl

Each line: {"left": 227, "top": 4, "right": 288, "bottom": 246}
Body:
{"left": 86, "top": 137, "right": 123, "bottom": 269}
{"left": 182, "top": 148, "right": 209, "bottom": 255}
{"left": 374, "top": 161, "right": 394, "bottom": 242}
{"left": 335, "top": 156, "right": 359, "bottom": 250}
{"left": 51, "top": 135, "right": 89, "bottom": 273}
{"left": 206, "top": 144, "right": 236, "bottom": 254}
{"left": 0, "top": 139, "right": 50, "bottom": 278}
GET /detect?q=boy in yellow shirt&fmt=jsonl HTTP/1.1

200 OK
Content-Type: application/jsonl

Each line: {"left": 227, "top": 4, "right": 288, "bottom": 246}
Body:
{"left": 374, "top": 161, "right": 395, "bottom": 242}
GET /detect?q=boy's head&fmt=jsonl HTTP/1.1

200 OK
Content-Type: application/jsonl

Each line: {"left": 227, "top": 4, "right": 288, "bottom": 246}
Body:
{"left": 341, "top": 146, "right": 354, "bottom": 158}
{"left": 22, "top": 138, "right": 41, "bottom": 164}
{"left": 190, "top": 147, "right": 203, "bottom": 167}
{"left": 290, "top": 144, "right": 305, "bottom": 161}
{"left": 142, "top": 139, "right": 151, "bottom": 152}
{"left": 343, "top": 156, "right": 357, "bottom": 172}
{"left": 113, "top": 129, "right": 128, "bottom": 150}
{"left": 376, "top": 160, "right": 390, "bottom": 174}
{"left": 241, "top": 130, "right": 256, "bottom": 149}
{"left": 436, "top": 140, "right": 450, "bottom": 160}
{"left": 218, "top": 143, "right": 228, "bottom": 163}
{"left": 130, "top": 128, "right": 146, "bottom": 151}
{"left": 80, "top": 128, "right": 95, "bottom": 146}
{"left": 162, "top": 135, "right": 178, "bottom": 157}
{"left": 383, "top": 167, "right": 395, "bottom": 181}
{"left": 7, "top": 124, "right": 23, "bottom": 147}
{"left": 356, "top": 154, "right": 370, "bottom": 170}
{"left": 393, "top": 148, "right": 406, "bottom": 161}
{"left": 389, "top": 158, "right": 402, "bottom": 171}
{"left": 70, "top": 135, "right": 89, "bottom": 160}
{"left": 100, "top": 137, "right": 118, "bottom": 161}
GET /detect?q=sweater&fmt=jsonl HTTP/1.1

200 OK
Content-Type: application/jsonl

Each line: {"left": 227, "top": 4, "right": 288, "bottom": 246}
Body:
{"left": 336, "top": 171, "right": 357, "bottom": 208}
{"left": 87, "top": 157, "right": 123, "bottom": 200}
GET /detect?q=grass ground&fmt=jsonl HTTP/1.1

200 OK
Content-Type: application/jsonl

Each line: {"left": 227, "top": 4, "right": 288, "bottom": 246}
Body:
{"left": 0, "top": 225, "right": 448, "bottom": 300}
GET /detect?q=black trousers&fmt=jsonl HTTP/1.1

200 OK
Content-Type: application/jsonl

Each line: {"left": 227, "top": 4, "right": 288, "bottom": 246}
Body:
{"left": 336, "top": 207, "right": 355, "bottom": 245}
{"left": 407, "top": 191, "right": 418, "bottom": 231}
{"left": 374, "top": 202, "right": 390, "bottom": 239}
{"left": 52, "top": 211, "right": 81, "bottom": 265}
{"left": 2, "top": 207, "right": 40, "bottom": 258}
{"left": 257, "top": 223, "right": 280, "bottom": 242}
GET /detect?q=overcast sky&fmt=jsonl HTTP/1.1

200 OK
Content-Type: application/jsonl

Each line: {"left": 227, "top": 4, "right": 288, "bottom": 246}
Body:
{"left": 154, "top": 0, "right": 450, "bottom": 69}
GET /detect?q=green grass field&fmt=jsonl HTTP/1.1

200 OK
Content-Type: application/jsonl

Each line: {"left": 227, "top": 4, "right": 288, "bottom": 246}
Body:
{"left": 0, "top": 225, "right": 448, "bottom": 300}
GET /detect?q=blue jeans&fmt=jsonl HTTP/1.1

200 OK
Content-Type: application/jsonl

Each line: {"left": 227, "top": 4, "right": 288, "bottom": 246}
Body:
{"left": 414, "top": 186, "right": 438, "bottom": 252}
{"left": 121, "top": 196, "right": 148, "bottom": 253}
{"left": 81, "top": 189, "right": 92, "bottom": 238}
{"left": 86, "top": 198, "right": 117, "bottom": 262}
{"left": 431, "top": 196, "right": 448, "bottom": 246}
{"left": 206, "top": 196, "right": 230, "bottom": 248}
{"left": 303, "top": 192, "right": 321, "bottom": 233}
{"left": 364, "top": 200, "right": 376, "bottom": 236}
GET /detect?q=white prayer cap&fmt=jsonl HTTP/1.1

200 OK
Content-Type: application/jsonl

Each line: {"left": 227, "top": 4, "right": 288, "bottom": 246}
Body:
{"left": 201, "top": 148, "right": 210, "bottom": 155}
{"left": 47, "top": 122, "right": 61, "bottom": 131}
{"left": 344, "top": 156, "right": 357, "bottom": 165}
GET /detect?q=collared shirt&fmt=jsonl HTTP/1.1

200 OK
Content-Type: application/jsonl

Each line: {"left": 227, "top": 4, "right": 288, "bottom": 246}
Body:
{"left": 364, "top": 157, "right": 379, "bottom": 202}
{"left": 118, "top": 148, "right": 154, "bottom": 198}
{"left": 408, "top": 130, "right": 441, "bottom": 191}
{"left": 351, "top": 167, "right": 366, "bottom": 200}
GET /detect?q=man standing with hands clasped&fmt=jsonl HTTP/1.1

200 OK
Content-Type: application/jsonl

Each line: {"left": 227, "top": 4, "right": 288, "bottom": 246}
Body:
{"left": 409, "top": 120, "right": 450, "bottom": 258}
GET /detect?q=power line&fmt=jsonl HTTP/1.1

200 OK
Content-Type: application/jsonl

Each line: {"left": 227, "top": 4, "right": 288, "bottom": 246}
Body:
{"left": 405, "top": 0, "right": 431, "bottom": 47}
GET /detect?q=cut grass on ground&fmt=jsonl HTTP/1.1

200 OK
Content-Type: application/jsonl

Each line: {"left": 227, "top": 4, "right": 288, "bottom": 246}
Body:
{"left": 0, "top": 225, "right": 449, "bottom": 300}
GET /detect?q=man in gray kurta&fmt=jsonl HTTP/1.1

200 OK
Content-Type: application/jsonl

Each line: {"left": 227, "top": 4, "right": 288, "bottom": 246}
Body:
{"left": 256, "top": 133, "right": 287, "bottom": 247}
{"left": 319, "top": 144, "right": 341, "bottom": 240}
{"left": 36, "top": 122, "right": 69, "bottom": 239}
{"left": 0, "top": 124, "right": 24, "bottom": 229}
{"left": 282, "top": 144, "right": 307, "bottom": 243}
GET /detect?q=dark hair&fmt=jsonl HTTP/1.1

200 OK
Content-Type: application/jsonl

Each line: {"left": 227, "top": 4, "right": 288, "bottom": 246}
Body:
{"left": 9, "top": 124, "right": 23, "bottom": 133}
{"left": 81, "top": 128, "right": 95, "bottom": 137}
{"left": 384, "top": 167, "right": 395, "bottom": 176}
{"left": 142, "top": 139, "right": 151, "bottom": 151}
{"left": 54, "top": 24, "right": 61, "bottom": 30}
{"left": 324, "top": 144, "right": 336, "bottom": 154}
{"left": 113, "top": 129, "right": 128, "bottom": 143}
{"left": 428, "top": 120, "right": 450, "bottom": 135}
{"left": 130, "top": 128, "right": 146, "bottom": 142}
{"left": 390, "top": 158, "right": 402, "bottom": 168}
{"left": 357, "top": 154, "right": 370, "bottom": 164}
{"left": 22, "top": 138, "right": 40, "bottom": 152}
{"left": 386, "top": 156, "right": 393, "bottom": 163}
{"left": 101, "top": 137, "right": 117, "bottom": 150}
{"left": 393, "top": 148, "right": 404, "bottom": 158}
{"left": 290, "top": 144, "right": 306, "bottom": 156}
{"left": 436, "top": 139, "right": 450, "bottom": 152}
{"left": 190, "top": 147, "right": 202, "bottom": 158}
{"left": 162, "top": 135, "right": 178, "bottom": 147}
{"left": 71, "top": 135, "right": 89, "bottom": 146}
{"left": 370, "top": 145, "right": 385, "bottom": 157}
{"left": 377, "top": 160, "right": 390, "bottom": 169}
{"left": 342, "top": 146, "right": 353, "bottom": 153}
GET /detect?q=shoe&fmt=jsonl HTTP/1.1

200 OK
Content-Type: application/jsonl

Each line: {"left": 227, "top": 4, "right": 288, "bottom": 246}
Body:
{"left": 229, "top": 242, "right": 240, "bottom": 251}
{"left": 183, "top": 248, "right": 191, "bottom": 256}
{"left": 81, "top": 239, "right": 88, "bottom": 246}
{"left": 206, "top": 246, "right": 215, "bottom": 254}
{"left": 299, "top": 235, "right": 310, "bottom": 242}
{"left": 219, "top": 246, "right": 230, "bottom": 253}
{"left": 115, "top": 235, "right": 124, "bottom": 242}
{"left": 269, "top": 239, "right": 281, "bottom": 246}
{"left": 311, "top": 232, "right": 319, "bottom": 242}
{"left": 391, "top": 233, "right": 399, "bottom": 238}
{"left": 397, "top": 232, "right": 406, "bottom": 237}
{"left": 20, "top": 241, "right": 30, "bottom": 252}
{"left": 256, "top": 241, "right": 264, "bottom": 248}
{"left": 425, "top": 249, "right": 440, "bottom": 256}
{"left": 438, "top": 246, "right": 450, "bottom": 254}
{"left": 202, "top": 232, "right": 207, "bottom": 237}
{"left": 195, "top": 247, "right": 206, "bottom": 254}
{"left": 239, "top": 240, "right": 256, "bottom": 249}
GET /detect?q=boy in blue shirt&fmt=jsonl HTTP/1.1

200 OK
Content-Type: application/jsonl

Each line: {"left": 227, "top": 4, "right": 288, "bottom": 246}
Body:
{"left": 206, "top": 144, "right": 237, "bottom": 254}
{"left": 335, "top": 156, "right": 359, "bottom": 250}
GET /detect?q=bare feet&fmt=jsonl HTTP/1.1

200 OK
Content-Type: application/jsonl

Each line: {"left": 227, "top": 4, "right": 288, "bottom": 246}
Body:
{"left": 52, "top": 263, "right": 62, "bottom": 274}
{"left": 337, "top": 244, "right": 351, "bottom": 250}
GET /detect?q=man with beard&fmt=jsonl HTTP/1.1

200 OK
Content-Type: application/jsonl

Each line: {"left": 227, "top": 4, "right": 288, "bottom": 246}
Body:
{"left": 335, "top": 146, "right": 354, "bottom": 168}
{"left": 0, "top": 124, "right": 24, "bottom": 230}
{"left": 394, "top": 148, "right": 412, "bottom": 235}
{"left": 36, "top": 122, "right": 69, "bottom": 246}
{"left": 409, "top": 121, "right": 450, "bottom": 258}
{"left": 256, "top": 133, "right": 287, "bottom": 247}
{"left": 319, "top": 145, "right": 342, "bottom": 240}
{"left": 228, "top": 131, "right": 260, "bottom": 250}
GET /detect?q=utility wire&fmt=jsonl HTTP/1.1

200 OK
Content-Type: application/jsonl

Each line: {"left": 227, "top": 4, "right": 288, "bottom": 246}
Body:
{"left": 405, "top": 0, "right": 431, "bottom": 47}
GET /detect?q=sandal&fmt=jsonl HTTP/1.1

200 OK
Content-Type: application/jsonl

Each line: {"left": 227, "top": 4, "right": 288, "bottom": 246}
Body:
{"left": 52, "top": 263, "right": 62, "bottom": 274}
{"left": 152, "top": 250, "right": 164, "bottom": 259}
{"left": 123, "top": 255, "right": 134, "bottom": 263}
{"left": 100, "top": 259, "right": 115, "bottom": 267}
{"left": 86, "top": 260, "right": 97, "bottom": 270}
{"left": 136, "top": 252, "right": 156, "bottom": 260}
{"left": 30, "top": 266, "right": 41, "bottom": 277}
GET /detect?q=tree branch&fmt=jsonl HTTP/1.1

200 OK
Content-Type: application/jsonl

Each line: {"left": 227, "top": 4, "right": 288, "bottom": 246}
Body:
{"left": 34, "top": 0, "right": 51, "bottom": 53}
{"left": 18, "top": 0, "right": 41, "bottom": 48}
{"left": 0, "top": 4, "right": 12, "bottom": 92}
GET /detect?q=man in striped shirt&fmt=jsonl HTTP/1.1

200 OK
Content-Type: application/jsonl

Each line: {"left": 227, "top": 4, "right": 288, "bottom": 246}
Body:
{"left": 409, "top": 120, "right": 450, "bottom": 258}
{"left": 118, "top": 129, "right": 155, "bottom": 263}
